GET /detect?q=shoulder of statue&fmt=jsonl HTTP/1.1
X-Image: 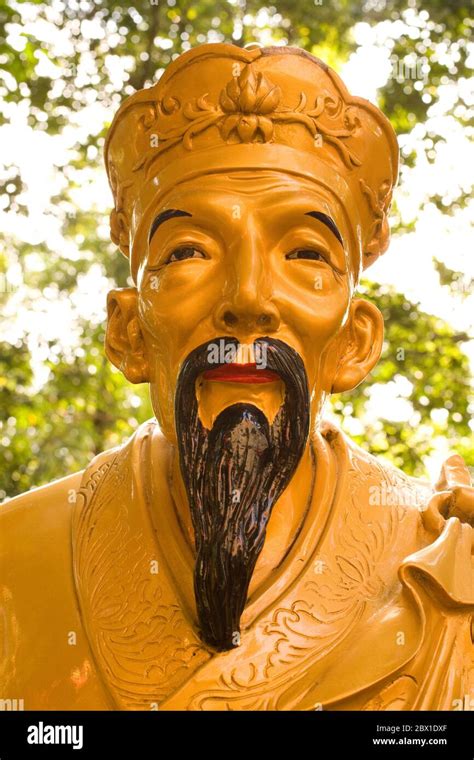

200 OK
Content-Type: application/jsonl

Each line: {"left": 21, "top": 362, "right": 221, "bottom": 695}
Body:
{"left": 75, "top": 417, "right": 161, "bottom": 502}
{"left": 320, "top": 416, "right": 433, "bottom": 513}
{"left": 0, "top": 469, "right": 84, "bottom": 539}
{"left": 0, "top": 473, "right": 86, "bottom": 662}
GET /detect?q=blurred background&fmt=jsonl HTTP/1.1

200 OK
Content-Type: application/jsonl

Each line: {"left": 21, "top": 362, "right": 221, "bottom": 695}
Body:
{"left": 0, "top": 0, "right": 473, "bottom": 499}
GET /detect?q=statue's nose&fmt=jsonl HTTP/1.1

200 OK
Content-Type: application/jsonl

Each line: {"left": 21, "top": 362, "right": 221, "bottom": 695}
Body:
{"left": 214, "top": 300, "right": 280, "bottom": 333}
{"left": 212, "top": 241, "right": 280, "bottom": 334}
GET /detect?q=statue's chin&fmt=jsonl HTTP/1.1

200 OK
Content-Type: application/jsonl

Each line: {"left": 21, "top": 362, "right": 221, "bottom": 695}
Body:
{"left": 195, "top": 376, "right": 286, "bottom": 430}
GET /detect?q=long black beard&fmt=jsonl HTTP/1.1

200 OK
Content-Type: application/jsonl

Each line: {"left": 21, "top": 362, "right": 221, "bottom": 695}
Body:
{"left": 174, "top": 337, "right": 310, "bottom": 651}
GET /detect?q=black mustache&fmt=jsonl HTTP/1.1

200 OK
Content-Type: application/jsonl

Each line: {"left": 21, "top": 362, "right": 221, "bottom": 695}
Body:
{"left": 174, "top": 336, "right": 310, "bottom": 651}
{"left": 175, "top": 336, "right": 309, "bottom": 430}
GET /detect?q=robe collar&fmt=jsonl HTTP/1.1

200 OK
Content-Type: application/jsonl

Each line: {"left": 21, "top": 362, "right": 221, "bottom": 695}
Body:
{"left": 73, "top": 418, "right": 455, "bottom": 710}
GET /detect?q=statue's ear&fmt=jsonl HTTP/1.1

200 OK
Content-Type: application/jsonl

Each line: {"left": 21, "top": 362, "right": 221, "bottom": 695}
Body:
{"left": 105, "top": 288, "right": 149, "bottom": 384}
{"left": 331, "top": 298, "right": 383, "bottom": 393}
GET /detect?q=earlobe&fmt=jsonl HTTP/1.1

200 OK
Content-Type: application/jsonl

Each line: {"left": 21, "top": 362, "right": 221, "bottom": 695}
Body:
{"left": 105, "top": 288, "right": 150, "bottom": 384}
{"left": 331, "top": 298, "right": 384, "bottom": 393}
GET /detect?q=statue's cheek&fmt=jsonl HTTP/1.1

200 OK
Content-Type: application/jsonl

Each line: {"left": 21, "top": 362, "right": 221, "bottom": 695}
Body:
{"left": 139, "top": 262, "right": 220, "bottom": 323}
{"left": 275, "top": 268, "right": 350, "bottom": 336}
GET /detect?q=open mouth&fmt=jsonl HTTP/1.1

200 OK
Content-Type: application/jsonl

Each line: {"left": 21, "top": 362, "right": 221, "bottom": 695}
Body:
{"left": 202, "top": 362, "right": 280, "bottom": 384}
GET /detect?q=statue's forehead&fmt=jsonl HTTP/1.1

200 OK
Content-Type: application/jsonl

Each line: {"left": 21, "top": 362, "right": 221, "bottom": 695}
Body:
{"left": 146, "top": 170, "right": 352, "bottom": 239}
{"left": 136, "top": 169, "right": 355, "bottom": 283}
{"left": 143, "top": 171, "right": 353, "bottom": 262}
{"left": 161, "top": 170, "right": 331, "bottom": 195}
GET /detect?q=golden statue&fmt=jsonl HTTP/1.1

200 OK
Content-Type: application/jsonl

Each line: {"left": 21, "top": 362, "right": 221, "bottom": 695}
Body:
{"left": 1, "top": 44, "right": 473, "bottom": 711}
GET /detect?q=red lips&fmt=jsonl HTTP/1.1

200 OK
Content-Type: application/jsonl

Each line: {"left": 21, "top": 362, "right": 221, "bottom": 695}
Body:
{"left": 202, "top": 362, "right": 280, "bottom": 384}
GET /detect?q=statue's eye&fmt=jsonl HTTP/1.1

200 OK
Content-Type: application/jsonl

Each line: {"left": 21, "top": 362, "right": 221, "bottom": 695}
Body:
{"left": 286, "top": 249, "right": 327, "bottom": 262}
{"left": 167, "top": 246, "right": 206, "bottom": 263}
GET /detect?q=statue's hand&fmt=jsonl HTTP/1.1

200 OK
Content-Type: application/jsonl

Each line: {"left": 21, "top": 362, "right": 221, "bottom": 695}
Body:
{"left": 422, "top": 454, "right": 474, "bottom": 535}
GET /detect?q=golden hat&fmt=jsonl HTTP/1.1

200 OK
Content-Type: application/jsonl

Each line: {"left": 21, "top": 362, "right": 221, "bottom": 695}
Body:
{"left": 105, "top": 43, "right": 399, "bottom": 281}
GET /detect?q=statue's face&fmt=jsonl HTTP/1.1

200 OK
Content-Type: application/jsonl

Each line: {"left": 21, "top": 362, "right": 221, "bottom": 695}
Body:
{"left": 106, "top": 168, "right": 383, "bottom": 650}
{"left": 133, "top": 170, "right": 377, "bottom": 440}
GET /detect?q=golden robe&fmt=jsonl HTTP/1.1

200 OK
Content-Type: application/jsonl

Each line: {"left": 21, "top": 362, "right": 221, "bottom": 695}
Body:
{"left": 1, "top": 419, "right": 473, "bottom": 710}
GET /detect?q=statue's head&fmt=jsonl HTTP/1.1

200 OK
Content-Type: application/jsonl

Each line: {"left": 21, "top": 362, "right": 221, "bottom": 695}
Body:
{"left": 103, "top": 43, "right": 399, "bottom": 650}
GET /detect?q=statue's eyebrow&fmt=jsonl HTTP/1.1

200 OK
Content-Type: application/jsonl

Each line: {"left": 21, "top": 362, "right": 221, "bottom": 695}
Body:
{"left": 305, "top": 211, "right": 343, "bottom": 247}
{"left": 149, "top": 209, "right": 192, "bottom": 242}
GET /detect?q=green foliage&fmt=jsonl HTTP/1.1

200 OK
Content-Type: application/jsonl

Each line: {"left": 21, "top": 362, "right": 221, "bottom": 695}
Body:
{"left": 0, "top": 327, "right": 152, "bottom": 501}
{"left": 434, "top": 259, "right": 473, "bottom": 299}
{"left": 334, "top": 281, "right": 473, "bottom": 476}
